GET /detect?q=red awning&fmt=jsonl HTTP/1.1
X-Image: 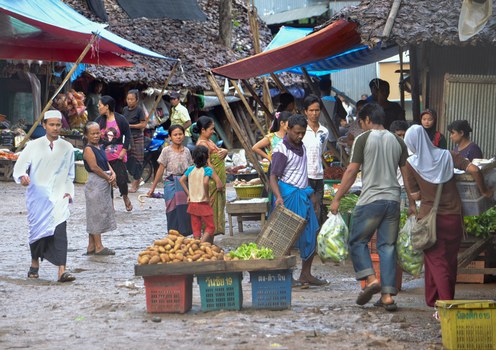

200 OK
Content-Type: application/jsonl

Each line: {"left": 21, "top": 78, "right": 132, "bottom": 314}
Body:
{"left": 212, "top": 20, "right": 361, "bottom": 79}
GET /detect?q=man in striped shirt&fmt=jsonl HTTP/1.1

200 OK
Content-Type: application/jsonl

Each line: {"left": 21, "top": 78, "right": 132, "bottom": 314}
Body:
{"left": 270, "top": 114, "right": 323, "bottom": 286}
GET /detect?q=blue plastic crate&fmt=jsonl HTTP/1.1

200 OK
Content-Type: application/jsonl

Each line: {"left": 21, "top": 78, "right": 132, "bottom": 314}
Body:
{"left": 250, "top": 269, "right": 292, "bottom": 310}
{"left": 197, "top": 272, "right": 243, "bottom": 312}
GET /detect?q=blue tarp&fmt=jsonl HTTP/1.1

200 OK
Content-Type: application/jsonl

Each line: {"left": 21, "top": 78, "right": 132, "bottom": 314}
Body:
{"left": 264, "top": 26, "right": 398, "bottom": 76}
{"left": 0, "top": 0, "right": 175, "bottom": 66}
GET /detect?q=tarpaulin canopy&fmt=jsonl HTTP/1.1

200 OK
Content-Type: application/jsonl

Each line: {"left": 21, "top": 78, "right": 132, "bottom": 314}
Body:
{"left": 0, "top": 0, "right": 175, "bottom": 67}
{"left": 212, "top": 20, "right": 397, "bottom": 79}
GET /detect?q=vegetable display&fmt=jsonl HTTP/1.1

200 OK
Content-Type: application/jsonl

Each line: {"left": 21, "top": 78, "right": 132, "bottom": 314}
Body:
{"left": 137, "top": 229, "right": 225, "bottom": 265}
{"left": 396, "top": 216, "right": 423, "bottom": 277}
{"left": 226, "top": 243, "right": 274, "bottom": 260}
{"left": 463, "top": 206, "right": 496, "bottom": 238}
{"left": 317, "top": 213, "right": 349, "bottom": 263}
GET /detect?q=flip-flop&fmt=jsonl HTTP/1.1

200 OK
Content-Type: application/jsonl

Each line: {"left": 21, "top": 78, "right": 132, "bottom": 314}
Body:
{"left": 58, "top": 272, "right": 76, "bottom": 283}
{"left": 94, "top": 247, "right": 116, "bottom": 256}
{"left": 27, "top": 267, "right": 39, "bottom": 279}
{"left": 356, "top": 282, "right": 381, "bottom": 305}
{"left": 83, "top": 249, "right": 95, "bottom": 256}
{"left": 300, "top": 277, "right": 329, "bottom": 286}
{"left": 374, "top": 298, "right": 398, "bottom": 312}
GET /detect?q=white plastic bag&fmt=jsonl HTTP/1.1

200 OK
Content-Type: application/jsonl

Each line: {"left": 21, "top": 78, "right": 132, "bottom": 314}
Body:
{"left": 317, "top": 213, "right": 349, "bottom": 263}
{"left": 396, "top": 216, "right": 424, "bottom": 277}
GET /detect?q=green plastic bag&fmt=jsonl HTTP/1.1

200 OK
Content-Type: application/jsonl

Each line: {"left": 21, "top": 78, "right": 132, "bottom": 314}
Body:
{"left": 317, "top": 213, "right": 349, "bottom": 263}
{"left": 396, "top": 216, "right": 424, "bottom": 277}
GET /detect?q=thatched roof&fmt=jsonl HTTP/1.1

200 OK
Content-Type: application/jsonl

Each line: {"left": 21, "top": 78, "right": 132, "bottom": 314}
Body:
{"left": 325, "top": 0, "right": 496, "bottom": 47}
{"left": 62, "top": 0, "right": 273, "bottom": 89}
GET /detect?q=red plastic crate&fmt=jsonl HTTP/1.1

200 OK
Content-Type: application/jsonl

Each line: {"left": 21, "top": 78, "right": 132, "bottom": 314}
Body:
{"left": 144, "top": 274, "right": 193, "bottom": 313}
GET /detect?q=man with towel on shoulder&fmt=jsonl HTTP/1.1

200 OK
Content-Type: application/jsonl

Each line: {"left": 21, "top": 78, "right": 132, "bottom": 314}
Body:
{"left": 13, "top": 110, "right": 76, "bottom": 283}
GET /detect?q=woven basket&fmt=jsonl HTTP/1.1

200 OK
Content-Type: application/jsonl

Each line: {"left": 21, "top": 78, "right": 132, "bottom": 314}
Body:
{"left": 234, "top": 184, "right": 264, "bottom": 199}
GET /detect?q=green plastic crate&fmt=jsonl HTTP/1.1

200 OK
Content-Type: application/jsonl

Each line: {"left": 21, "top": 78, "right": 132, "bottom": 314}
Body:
{"left": 197, "top": 272, "right": 243, "bottom": 312}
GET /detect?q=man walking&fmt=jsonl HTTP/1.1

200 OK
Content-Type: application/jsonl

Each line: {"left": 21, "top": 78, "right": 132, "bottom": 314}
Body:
{"left": 270, "top": 114, "right": 322, "bottom": 286}
{"left": 13, "top": 110, "right": 76, "bottom": 282}
{"left": 169, "top": 91, "right": 192, "bottom": 145}
{"left": 330, "top": 103, "right": 414, "bottom": 310}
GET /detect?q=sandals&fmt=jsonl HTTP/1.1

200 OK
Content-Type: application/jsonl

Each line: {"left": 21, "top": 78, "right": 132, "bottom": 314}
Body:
{"left": 356, "top": 282, "right": 381, "bottom": 305}
{"left": 28, "top": 267, "right": 39, "bottom": 279}
{"left": 83, "top": 249, "right": 95, "bottom": 256}
{"left": 94, "top": 247, "right": 116, "bottom": 256}
{"left": 373, "top": 298, "right": 398, "bottom": 312}
{"left": 299, "top": 277, "right": 329, "bottom": 286}
{"left": 58, "top": 272, "right": 76, "bottom": 283}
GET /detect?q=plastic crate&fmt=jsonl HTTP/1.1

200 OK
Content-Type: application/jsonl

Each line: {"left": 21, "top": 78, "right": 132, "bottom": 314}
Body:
{"left": 456, "top": 181, "right": 482, "bottom": 200}
{"left": 257, "top": 205, "right": 306, "bottom": 257}
{"left": 250, "top": 269, "right": 292, "bottom": 310}
{"left": 436, "top": 300, "right": 496, "bottom": 350}
{"left": 143, "top": 274, "right": 193, "bottom": 313}
{"left": 197, "top": 272, "right": 243, "bottom": 312}
{"left": 461, "top": 196, "right": 495, "bottom": 216}
{"left": 234, "top": 184, "right": 264, "bottom": 199}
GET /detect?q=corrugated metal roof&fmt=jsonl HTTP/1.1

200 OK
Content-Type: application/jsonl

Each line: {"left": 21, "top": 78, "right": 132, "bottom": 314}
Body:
{"left": 260, "top": 4, "right": 328, "bottom": 25}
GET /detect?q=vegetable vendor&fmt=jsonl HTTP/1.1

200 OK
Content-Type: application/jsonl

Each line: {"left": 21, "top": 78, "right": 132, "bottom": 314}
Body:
{"left": 270, "top": 114, "right": 325, "bottom": 286}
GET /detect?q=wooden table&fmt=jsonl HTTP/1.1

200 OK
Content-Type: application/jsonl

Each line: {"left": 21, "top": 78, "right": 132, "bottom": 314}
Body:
{"left": 226, "top": 198, "right": 269, "bottom": 236}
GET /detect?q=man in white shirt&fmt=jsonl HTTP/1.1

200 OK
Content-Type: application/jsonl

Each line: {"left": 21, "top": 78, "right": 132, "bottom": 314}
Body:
{"left": 302, "top": 94, "right": 329, "bottom": 226}
{"left": 169, "top": 91, "right": 192, "bottom": 146}
{"left": 13, "top": 110, "right": 76, "bottom": 283}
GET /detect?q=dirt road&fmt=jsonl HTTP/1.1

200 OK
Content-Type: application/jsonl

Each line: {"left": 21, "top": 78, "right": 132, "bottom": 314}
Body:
{"left": 0, "top": 181, "right": 493, "bottom": 349}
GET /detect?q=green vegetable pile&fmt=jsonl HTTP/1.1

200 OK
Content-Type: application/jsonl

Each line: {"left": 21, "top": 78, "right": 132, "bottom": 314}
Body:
{"left": 228, "top": 243, "right": 274, "bottom": 260}
{"left": 339, "top": 194, "right": 359, "bottom": 213}
{"left": 317, "top": 213, "right": 349, "bottom": 263}
{"left": 463, "top": 207, "right": 496, "bottom": 238}
{"left": 396, "top": 216, "right": 423, "bottom": 277}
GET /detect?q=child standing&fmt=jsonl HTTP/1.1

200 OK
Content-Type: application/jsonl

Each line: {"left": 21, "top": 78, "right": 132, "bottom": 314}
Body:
{"left": 180, "top": 145, "right": 223, "bottom": 243}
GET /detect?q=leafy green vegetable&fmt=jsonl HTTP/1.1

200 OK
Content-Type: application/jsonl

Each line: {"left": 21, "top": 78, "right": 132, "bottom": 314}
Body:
{"left": 339, "top": 194, "right": 359, "bottom": 213}
{"left": 228, "top": 243, "right": 274, "bottom": 260}
{"left": 463, "top": 206, "right": 496, "bottom": 238}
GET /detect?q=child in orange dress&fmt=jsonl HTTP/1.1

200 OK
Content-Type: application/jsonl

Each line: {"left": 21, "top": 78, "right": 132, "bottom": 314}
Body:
{"left": 179, "top": 145, "right": 223, "bottom": 243}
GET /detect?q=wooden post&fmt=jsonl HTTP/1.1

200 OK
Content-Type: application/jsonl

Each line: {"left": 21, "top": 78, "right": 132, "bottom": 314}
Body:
{"left": 230, "top": 79, "right": 265, "bottom": 135}
{"left": 207, "top": 71, "right": 269, "bottom": 191}
{"left": 147, "top": 60, "right": 179, "bottom": 124}
{"left": 398, "top": 46, "right": 405, "bottom": 110}
{"left": 235, "top": 104, "right": 256, "bottom": 145}
{"left": 16, "top": 34, "right": 99, "bottom": 151}
{"left": 241, "top": 79, "right": 273, "bottom": 120}
{"left": 409, "top": 45, "right": 421, "bottom": 123}
{"left": 301, "top": 67, "right": 349, "bottom": 164}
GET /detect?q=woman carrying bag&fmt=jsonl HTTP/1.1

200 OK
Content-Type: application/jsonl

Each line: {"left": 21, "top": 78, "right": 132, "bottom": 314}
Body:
{"left": 403, "top": 125, "right": 492, "bottom": 309}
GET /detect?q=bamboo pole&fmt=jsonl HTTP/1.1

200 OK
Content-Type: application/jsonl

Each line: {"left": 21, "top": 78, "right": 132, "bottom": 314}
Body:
{"left": 207, "top": 71, "right": 269, "bottom": 191}
{"left": 230, "top": 79, "right": 265, "bottom": 135}
{"left": 241, "top": 79, "right": 273, "bottom": 120}
{"left": 235, "top": 104, "right": 256, "bottom": 145}
{"left": 270, "top": 73, "right": 288, "bottom": 94}
{"left": 147, "top": 60, "right": 179, "bottom": 124}
{"left": 301, "top": 67, "right": 349, "bottom": 164}
{"left": 16, "top": 34, "right": 99, "bottom": 151}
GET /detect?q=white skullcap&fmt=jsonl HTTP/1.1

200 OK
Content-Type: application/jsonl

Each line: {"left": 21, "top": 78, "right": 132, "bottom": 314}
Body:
{"left": 44, "top": 110, "right": 62, "bottom": 120}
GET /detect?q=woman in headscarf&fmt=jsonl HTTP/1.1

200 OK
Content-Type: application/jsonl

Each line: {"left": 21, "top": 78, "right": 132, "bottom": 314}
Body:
{"left": 420, "top": 109, "right": 447, "bottom": 149}
{"left": 403, "top": 125, "right": 492, "bottom": 309}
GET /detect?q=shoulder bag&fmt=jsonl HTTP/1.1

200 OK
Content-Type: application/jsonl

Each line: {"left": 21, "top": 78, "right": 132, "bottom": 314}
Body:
{"left": 411, "top": 183, "right": 443, "bottom": 251}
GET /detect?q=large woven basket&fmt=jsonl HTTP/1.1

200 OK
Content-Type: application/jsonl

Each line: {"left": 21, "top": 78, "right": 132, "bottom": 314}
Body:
{"left": 257, "top": 205, "right": 306, "bottom": 257}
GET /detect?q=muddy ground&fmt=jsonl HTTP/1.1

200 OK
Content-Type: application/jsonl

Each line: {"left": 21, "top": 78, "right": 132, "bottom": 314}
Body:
{"left": 0, "top": 181, "right": 494, "bottom": 350}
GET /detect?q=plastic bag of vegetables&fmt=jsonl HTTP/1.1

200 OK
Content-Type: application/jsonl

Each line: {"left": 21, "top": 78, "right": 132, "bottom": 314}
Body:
{"left": 396, "top": 216, "right": 423, "bottom": 277}
{"left": 317, "top": 213, "right": 349, "bottom": 263}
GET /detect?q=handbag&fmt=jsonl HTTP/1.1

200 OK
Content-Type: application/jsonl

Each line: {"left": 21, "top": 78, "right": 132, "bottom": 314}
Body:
{"left": 411, "top": 183, "right": 443, "bottom": 251}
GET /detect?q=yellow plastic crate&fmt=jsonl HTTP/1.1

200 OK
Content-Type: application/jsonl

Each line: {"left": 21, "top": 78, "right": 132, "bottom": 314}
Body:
{"left": 436, "top": 300, "right": 496, "bottom": 350}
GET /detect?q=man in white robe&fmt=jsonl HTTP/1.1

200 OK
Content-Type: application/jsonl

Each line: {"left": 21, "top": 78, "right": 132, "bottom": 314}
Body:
{"left": 13, "top": 110, "right": 76, "bottom": 282}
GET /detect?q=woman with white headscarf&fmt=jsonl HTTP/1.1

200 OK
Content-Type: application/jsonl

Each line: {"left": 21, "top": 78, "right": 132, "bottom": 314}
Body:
{"left": 403, "top": 125, "right": 492, "bottom": 308}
